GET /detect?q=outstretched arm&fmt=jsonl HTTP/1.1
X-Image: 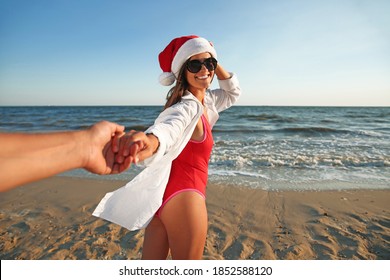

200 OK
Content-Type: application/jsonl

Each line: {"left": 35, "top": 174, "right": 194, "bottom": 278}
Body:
{"left": 0, "top": 121, "right": 125, "bottom": 192}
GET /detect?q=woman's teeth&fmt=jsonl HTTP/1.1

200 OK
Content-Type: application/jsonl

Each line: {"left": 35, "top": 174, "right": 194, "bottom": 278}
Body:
{"left": 197, "top": 75, "right": 208, "bottom": 79}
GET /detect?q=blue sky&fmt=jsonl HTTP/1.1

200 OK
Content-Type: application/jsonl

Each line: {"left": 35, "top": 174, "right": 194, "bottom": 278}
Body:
{"left": 0, "top": 0, "right": 389, "bottom": 106}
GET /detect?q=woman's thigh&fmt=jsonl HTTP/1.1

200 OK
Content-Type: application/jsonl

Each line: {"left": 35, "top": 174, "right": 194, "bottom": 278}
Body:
{"left": 160, "top": 191, "right": 208, "bottom": 260}
{"left": 142, "top": 216, "right": 169, "bottom": 260}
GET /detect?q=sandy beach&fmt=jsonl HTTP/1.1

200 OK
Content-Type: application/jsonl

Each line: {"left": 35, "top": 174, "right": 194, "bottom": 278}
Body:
{"left": 0, "top": 176, "right": 389, "bottom": 260}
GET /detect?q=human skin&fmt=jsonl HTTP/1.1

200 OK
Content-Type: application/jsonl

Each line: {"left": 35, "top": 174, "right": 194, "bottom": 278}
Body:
{"left": 0, "top": 121, "right": 125, "bottom": 192}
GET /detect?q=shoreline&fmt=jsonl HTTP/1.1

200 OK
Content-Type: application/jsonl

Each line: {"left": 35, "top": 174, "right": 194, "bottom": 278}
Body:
{"left": 0, "top": 176, "right": 389, "bottom": 260}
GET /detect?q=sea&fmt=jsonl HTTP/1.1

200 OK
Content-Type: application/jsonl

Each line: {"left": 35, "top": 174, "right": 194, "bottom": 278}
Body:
{"left": 1, "top": 106, "right": 389, "bottom": 191}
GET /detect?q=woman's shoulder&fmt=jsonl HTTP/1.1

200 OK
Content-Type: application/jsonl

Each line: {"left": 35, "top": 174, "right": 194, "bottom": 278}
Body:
{"left": 174, "top": 93, "right": 202, "bottom": 110}
{"left": 160, "top": 94, "right": 202, "bottom": 120}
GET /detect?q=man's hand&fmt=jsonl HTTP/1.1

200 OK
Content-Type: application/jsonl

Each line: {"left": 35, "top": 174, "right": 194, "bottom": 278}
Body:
{"left": 83, "top": 121, "right": 125, "bottom": 175}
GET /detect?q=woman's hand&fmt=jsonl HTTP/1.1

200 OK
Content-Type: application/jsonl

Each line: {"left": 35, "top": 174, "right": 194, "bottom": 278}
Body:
{"left": 114, "top": 131, "right": 160, "bottom": 172}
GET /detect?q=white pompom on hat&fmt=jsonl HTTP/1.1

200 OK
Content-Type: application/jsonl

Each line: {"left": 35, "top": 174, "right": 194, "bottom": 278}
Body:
{"left": 158, "top": 35, "right": 217, "bottom": 86}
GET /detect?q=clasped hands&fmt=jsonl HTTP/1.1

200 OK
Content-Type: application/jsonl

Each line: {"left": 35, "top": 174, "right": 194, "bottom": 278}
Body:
{"left": 86, "top": 121, "right": 159, "bottom": 175}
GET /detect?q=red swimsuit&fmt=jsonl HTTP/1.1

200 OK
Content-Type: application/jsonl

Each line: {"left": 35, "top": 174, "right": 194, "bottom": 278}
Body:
{"left": 157, "top": 115, "right": 214, "bottom": 216}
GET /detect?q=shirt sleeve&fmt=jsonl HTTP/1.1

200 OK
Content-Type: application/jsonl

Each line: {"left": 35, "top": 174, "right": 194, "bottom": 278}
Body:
{"left": 209, "top": 72, "right": 241, "bottom": 112}
{"left": 141, "top": 98, "right": 201, "bottom": 166}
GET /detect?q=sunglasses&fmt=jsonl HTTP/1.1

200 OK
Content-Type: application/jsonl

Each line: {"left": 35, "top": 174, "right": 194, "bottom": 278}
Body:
{"left": 186, "top": 57, "right": 218, "bottom": 73}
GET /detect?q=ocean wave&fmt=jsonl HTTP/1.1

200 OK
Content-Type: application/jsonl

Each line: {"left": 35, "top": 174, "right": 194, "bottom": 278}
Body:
{"left": 276, "top": 126, "right": 347, "bottom": 134}
{"left": 213, "top": 126, "right": 350, "bottom": 136}
{"left": 209, "top": 169, "right": 270, "bottom": 179}
{"left": 211, "top": 153, "right": 390, "bottom": 169}
{"left": 356, "top": 130, "right": 383, "bottom": 137}
{"left": 241, "top": 113, "right": 297, "bottom": 123}
{"left": 213, "top": 126, "right": 387, "bottom": 138}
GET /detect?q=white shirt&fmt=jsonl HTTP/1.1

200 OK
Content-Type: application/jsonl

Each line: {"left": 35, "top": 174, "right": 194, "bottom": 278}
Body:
{"left": 93, "top": 73, "right": 241, "bottom": 231}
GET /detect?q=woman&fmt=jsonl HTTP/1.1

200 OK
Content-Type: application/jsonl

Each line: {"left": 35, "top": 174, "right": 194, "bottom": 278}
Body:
{"left": 93, "top": 35, "right": 241, "bottom": 259}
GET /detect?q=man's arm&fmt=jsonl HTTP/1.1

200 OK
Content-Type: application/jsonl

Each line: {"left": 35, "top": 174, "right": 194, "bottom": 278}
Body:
{"left": 0, "top": 121, "right": 125, "bottom": 192}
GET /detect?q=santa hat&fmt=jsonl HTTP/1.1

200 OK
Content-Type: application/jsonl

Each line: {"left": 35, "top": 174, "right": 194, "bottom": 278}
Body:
{"left": 158, "top": 35, "right": 217, "bottom": 86}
